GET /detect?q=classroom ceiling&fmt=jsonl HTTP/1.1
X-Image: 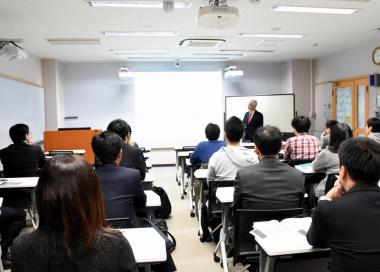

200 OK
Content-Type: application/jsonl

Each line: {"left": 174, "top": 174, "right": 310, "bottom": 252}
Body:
{"left": 1, "top": 0, "right": 380, "bottom": 63}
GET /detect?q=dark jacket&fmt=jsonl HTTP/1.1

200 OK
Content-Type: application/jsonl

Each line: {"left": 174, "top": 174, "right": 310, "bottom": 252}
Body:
{"left": 12, "top": 230, "right": 138, "bottom": 272}
{"left": 120, "top": 143, "right": 147, "bottom": 180}
{"left": 307, "top": 183, "right": 380, "bottom": 272}
{"left": 233, "top": 156, "right": 305, "bottom": 210}
{"left": 0, "top": 142, "right": 46, "bottom": 178}
{"left": 96, "top": 164, "right": 146, "bottom": 227}
{"left": 243, "top": 111, "right": 264, "bottom": 142}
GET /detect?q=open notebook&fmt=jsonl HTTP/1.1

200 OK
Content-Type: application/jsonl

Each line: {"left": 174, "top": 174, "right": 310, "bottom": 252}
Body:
{"left": 250, "top": 217, "right": 314, "bottom": 256}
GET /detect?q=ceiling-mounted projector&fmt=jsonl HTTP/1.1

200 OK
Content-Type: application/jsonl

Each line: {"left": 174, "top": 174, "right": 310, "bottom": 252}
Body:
{"left": 197, "top": 0, "right": 239, "bottom": 29}
{"left": 0, "top": 41, "right": 28, "bottom": 61}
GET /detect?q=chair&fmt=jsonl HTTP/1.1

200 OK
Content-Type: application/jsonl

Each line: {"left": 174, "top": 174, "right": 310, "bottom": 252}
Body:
{"left": 106, "top": 217, "right": 131, "bottom": 229}
{"left": 233, "top": 208, "right": 304, "bottom": 271}
{"left": 325, "top": 173, "right": 339, "bottom": 194}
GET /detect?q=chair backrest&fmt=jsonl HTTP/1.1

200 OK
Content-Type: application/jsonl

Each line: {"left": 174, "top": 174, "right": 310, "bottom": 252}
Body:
{"left": 48, "top": 150, "right": 74, "bottom": 156}
{"left": 106, "top": 217, "right": 131, "bottom": 229}
{"left": 208, "top": 180, "right": 235, "bottom": 215}
{"left": 325, "top": 173, "right": 339, "bottom": 194}
{"left": 283, "top": 159, "right": 313, "bottom": 167}
{"left": 233, "top": 208, "right": 304, "bottom": 261}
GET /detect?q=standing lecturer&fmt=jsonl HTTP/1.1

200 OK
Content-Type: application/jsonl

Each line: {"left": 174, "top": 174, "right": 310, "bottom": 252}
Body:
{"left": 243, "top": 99, "right": 263, "bottom": 142}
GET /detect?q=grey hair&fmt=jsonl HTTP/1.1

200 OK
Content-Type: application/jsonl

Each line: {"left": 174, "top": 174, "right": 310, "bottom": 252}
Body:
{"left": 249, "top": 99, "right": 257, "bottom": 105}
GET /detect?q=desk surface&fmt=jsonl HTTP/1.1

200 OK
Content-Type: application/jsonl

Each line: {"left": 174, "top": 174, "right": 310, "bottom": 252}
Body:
{"left": 194, "top": 169, "right": 208, "bottom": 179}
{"left": 146, "top": 159, "right": 152, "bottom": 168}
{"left": 175, "top": 146, "right": 196, "bottom": 151}
{"left": 44, "top": 149, "right": 85, "bottom": 155}
{"left": 216, "top": 187, "right": 234, "bottom": 203}
{"left": 0, "top": 177, "right": 39, "bottom": 189}
{"left": 178, "top": 151, "right": 192, "bottom": 157}
{"left": 144, "top": 172, "right": 155, "bottom": 182}
{"left": 145, "top": 190, "right": 161, "bottom": 207}
{"left": 121, "top": 228, "right": 167, "bottom": 263}
{"left": 295, "top": 163, "right": 315, "bottom": 174}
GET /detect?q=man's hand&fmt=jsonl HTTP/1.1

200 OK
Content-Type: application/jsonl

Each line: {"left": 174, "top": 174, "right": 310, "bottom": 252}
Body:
{"left": 325, "top": 183, "right": 344, "bottom": 200}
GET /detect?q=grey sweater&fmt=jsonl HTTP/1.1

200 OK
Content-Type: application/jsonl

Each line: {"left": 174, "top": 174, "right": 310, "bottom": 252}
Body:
{"left": 312, "top": 148, "right": 339, "bottom": 197}
{"left": 368, "top": 133, "right": 380, "bottom": 145}
{"left": 12, "top": 230, "right": 138, "bottom": 272}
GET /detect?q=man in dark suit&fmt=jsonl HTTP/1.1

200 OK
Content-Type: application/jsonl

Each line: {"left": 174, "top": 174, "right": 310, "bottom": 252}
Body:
{"left": 92, "top": 131, "right": 146, "bottom": 228}
{"left": 107, "top": 119, "right": 147, "bottom": 180}
{"left": 307, "top": 138, "right": 380, "bottom": 272}
{"left": 243, "top": 99, "right": 263, "bottom": 142}
{"left": 233, "top": 125, "right": 304, "bottom": 210}
{"left": 0, "top": 123, "right": 46, "bottom": 178}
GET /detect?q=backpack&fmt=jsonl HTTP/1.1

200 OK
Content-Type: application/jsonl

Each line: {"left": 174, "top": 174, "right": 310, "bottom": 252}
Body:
{"left": 152, "top": 186, "right": 172, "bottom": 219}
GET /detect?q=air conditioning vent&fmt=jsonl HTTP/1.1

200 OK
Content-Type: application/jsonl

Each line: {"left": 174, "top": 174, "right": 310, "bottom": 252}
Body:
{"left": 178, "top": 38, "right": 225, "bottom": 48}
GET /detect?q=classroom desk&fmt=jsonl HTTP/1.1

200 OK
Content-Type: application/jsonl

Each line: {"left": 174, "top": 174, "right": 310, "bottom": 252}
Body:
{"left": 178, "top": 151, "right": 192, "bottom": 200}
{"left": 44, "top": 149, "right": 85, "bottom": 155}
{"left": 174, "top": 146, "right": 195, "bottom": 185}
{"left": 241, "top": 142, "right": 255, "bottom": 149}
{"left": 295, "top": 163, "right": 315, "bottom": 175}
{"left": 146, "top": 159, "right": 153, "bottom": 170}
{"left": 215, "top": 187, "right": 235, "bottom": 272}
{"left": 252, "top": 219, "right": 329, "bottom": 272}
{"left": 185, "top": 159, "right": 202, "bottom": 217}
{"left": 143, "top": 153, "right": 150, "bottom": 160}
{"left": 145, "top": 190, "right": 161, "bottom": 219}
{"left": 121, "top": 227, "right": 166, "bottom": 272}
{"left": 0, "top": 177, "right": 39, "bottom": 228}
{"left": 143, "top": 172, "right": 155, "bottom": 190}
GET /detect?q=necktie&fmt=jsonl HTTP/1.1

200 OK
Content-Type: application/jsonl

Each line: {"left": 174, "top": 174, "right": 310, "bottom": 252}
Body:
{"left": 248, "top": 112, "right": 253, "bottom": 124}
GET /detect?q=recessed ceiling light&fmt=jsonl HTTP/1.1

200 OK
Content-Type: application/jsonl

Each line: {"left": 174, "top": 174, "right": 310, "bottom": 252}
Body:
{"left": 272, "top": 5, "right": 360, "bottom": 15}
{"left": 86, "top": 0, "right": 191, "bottom": 8}
{"left": 102, "top": 31, "right": 178, "bottom": 36}
{"left": 238, "top": 33, "right": 304, "bottom": 39}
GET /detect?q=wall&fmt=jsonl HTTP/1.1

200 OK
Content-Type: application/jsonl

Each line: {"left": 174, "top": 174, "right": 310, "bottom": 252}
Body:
{"left": 0, "top": 54, "right": 42, "bottom": 86}
{"left": 313, "top": 38, "right": 380, "bottom": 134}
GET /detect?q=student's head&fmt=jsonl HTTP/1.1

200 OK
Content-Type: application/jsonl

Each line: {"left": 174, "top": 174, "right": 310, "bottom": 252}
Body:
{"left": 254, "top": 126, "right": 282, "bottom": 157}
{"left": 324, "top": 119, "right": 338, "bottom": 134}
{"left": 291, "top": 116, "right": 311, "bottom": 134}
{"left": 205, "top": 123, "right": 220, "bottom": 141}
{"left": 92, "top": 131, "right": 122, "bottom": 165}
{"left": 36, "top": 155, "right": 108, "bottom": 256}
{"left": 248, "top": 99, "right": 257, "bottom": 111}
{"left": 9, "top": 123, "right": 30, "bottom": 144}
{"left": 366, "top": 117, "right": 380, "bottom": 135}
{"left": 107, "top": 119, "right": 131, "bottom": 141}
{"left": 224, "top": 116, "right": 244, "bottom": 144}
{"left": 338, "top": 138, "right": 380, "bottom": 190}
{"left": 328, "top": 123, "right": 349, "bottom": 152}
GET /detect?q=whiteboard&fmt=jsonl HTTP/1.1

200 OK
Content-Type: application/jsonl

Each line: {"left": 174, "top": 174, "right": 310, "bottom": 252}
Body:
{"left": 0, "top": 77, "right": 45, "bottom": 149}
{"left": 225, "top": 94, "right": 295, "bottom": 133}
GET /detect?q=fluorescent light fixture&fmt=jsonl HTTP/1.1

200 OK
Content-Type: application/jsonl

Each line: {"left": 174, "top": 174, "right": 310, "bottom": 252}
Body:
{"left": 111, "top": 49, "right": 169, "bottom": 55}
{"left": 238, "top": 33, "right": 304, "bottom": 39}
{"left": 272, "top": 5, "right": 360, "bottom": 15}
{"left": 192, "top": 53, "right": 245, "bottom": 57}
{"left": 102, "top": 31, "right": 178, "bottom": 36}
{"left": 87, "top": 0, "right": 191, "bottom": 8}
{"left": 219, "top": 49, "right": 275, "bottom": 54}
{"left": 46, "top": 38, "right": 101, "bottom": 45}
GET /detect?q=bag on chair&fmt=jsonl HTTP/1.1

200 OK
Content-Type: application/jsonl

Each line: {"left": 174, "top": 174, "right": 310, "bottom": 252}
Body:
{"left": 152, "top": 186, "right": 172, "bottom": 219}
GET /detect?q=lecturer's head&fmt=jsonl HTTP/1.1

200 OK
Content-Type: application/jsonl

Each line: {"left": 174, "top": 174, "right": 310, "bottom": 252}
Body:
{"left": 224, "top": 116, "right": 244, "bottom": 144}
{"left": 9, "top": 123, "right": 31, "bottom": 144}
{"left": 248, "top": 100, "right": 257, "bottom": 111}
{"left": 92, "top": 131, "right": 123, "bottom": 165}
{"left": 254, "top": 126, "right": 282, "bottom": 158}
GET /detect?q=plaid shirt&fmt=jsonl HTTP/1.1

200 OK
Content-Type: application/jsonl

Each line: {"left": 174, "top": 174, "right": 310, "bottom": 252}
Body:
{"left": 284, "top": 133, "right": 320, "bottom": 160}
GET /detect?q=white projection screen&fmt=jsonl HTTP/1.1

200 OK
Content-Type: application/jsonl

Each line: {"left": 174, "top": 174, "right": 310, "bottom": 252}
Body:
{"left": 225, "top": 94, "right": 295, "bottom": 133}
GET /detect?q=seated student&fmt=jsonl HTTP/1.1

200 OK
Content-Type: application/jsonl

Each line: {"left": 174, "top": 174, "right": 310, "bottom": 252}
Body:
{"left": 320, "top": 119, "right": 338, "bottom": 149}
{"left": 284, "top": 116, "right": 320, "bottom": 161}
{"left": 92, "top": 131, "right": 146, "bottom": 228}
{"left": 233, "top": 126, "right": 305, "bottom": 210}
{"left": 312, "top": 123, "right": 350, "bottom": 197}
{"left": 107, "top": 119, "right": 146, "bottom": 180}
{"left": 208, "top": 116, "right": 258, "bottom": 182}
{"left": 0, "top": 207, "right": 26, "bottom": 269}
{"left": 0, "top": 123, "right": 46, "bottom": 178}
{"left": 307, "top": 138, "right": 380, "bottom": 272}
{"left": 12, "top": 155, "right": 138, "bottom": 272}
{"left": 92, "top": 132, "right": 177, "bottom": 272}
{"left": 366, "top": 117, "right": 380, "bottom": 144}
{"left": 190, "top": 123, "right": 225, "bottom": 165}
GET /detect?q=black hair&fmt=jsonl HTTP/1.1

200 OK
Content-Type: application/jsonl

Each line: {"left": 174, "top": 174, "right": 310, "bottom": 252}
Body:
{"left": 9, "top": 123, "right": 29, "bottom": 143}
{"left": 224, "top": 116, "right": 244, "bottom": 143}
{"left": 328, "top": 123, "right": 349, "bottom": 153}
{"left": 325, "top": 120, "right": 338, "bottom": 129}
{"left": 254, "top": 126, "right": 282, "bottom": 156}
{"left": 341, "top": 123, "right": 353, "bottom": 139}
{"left": 338, "top": 137, "right": 380, "bottom": 184}
{"left": 107, "top": 119, "right": 130, "bottom": 140}
{"left": 205, "top": 123, "right": 220, "bottom": 141}
{"left": 291, "top": 116, "right": 311, "bottom": 133}
{"left": 91, "top": 131, "right": 122, "bottom": 164}
{"left": 367, "top": 118, "right": 380, "bottom": 133}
